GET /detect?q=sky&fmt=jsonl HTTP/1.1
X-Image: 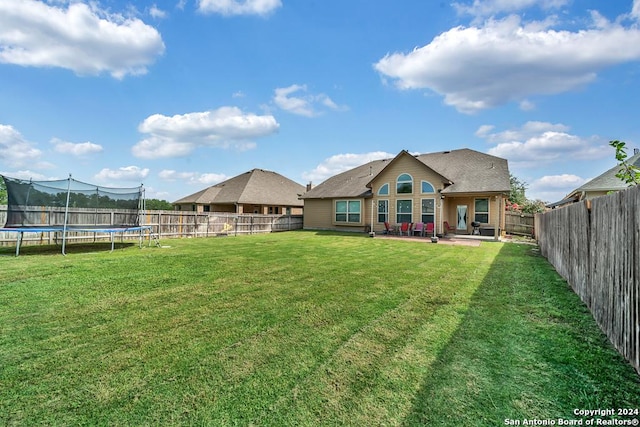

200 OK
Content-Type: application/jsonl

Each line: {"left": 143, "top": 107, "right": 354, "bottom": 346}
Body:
{"left": 2, "top": 0, "right": 640, "bottom": 204}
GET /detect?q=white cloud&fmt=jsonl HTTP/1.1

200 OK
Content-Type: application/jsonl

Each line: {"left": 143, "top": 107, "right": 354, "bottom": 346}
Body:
{"left": 132, "top": 106, "right": 279, "bottom": 159}
{"left": 95, "top": 166, "right": 149, "bottom": 182}
{"left": 149, "top": 5, "right": 167, "bottom": 19}
{"left": 0, "top": 124, "right": 52, "bottom": 169}
{"left": 159, "top": 169, "right": 228, "bottom": 185}
{"left": 478, "top": 121, "right": 609, "bottom": 167}
{"left": 0, "top": 0, "right": 165, "bottom": 78}
{"left": 633, "top": 0, "right": 640, "bottom": 20}
{"left": 198, "top": 0, "right": 282, "bottom": 16}
{"left": 374, "top": 11, "right": 640, "bottom": 113}
{"left": 528, "top": 173, "right": 589, "bottom": 202}
{"left": 51, "top": 138, "right": 103, "bottom": 156}
{"left": 479, "top": 121, "right": 586, "bottom": 166}
{"left": 302, "top": 151, "right": 394, "bottom": 183}
{"left": 0, "top": 169, "right": 49, "bottom": 181}
{"left": 273, "top": 84, "right": 348, "bottom": 117}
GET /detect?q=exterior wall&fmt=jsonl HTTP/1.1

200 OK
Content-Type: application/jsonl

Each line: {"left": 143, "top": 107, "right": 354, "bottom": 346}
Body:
{"left": 304, "top": 153, "right": 507, "bottom": 237}
{"left": 368, "top": 154, "right": 446, "bottom": 234}
{"left": 303, "top": 199, "right": 334, "bottom": 230}
{"left": 303, "top": 198, "right": 369, "bottom": 232}
{"left": 441, "top": 194, "right": 505, "bottom": 235}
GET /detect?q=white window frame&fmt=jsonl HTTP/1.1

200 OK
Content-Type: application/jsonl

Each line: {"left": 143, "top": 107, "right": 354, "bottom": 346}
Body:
{"left": 396, "top": 199, "right": 412, "bottom": 223}
{"left": 421, "top": 180, "right": 435, "bottom": 194}
{"left": 396, "top": 173, "right": 413, "bottom": 194}
{"left": 378, "top": 183, "right": 389, "bottom": 196}
{"left": 334, "top": 199, "right": 362, "bottom": 224}
{"left": 474, "top": 198, "right": 490, "bottom": 224}
{"left": 377, "top": 199, "right": 389, "bottom": 223}
{"left": 421, "top": 198, "right": 435, "bottom": 224}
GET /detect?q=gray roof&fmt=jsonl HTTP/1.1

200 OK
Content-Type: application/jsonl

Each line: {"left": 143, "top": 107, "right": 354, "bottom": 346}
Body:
{"left": 302, "top": 148, "right": 510, "bottom": 199}
{"left": 174, "top": 169, "right": 305, "bottom": 206}
{"left": 572, "top": 152, "right": 640, "bottom": 193}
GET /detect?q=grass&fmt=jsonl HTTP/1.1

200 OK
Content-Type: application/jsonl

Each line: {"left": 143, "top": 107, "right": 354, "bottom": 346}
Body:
{"left": 1, "top": 231, "right": 639, "bottom": 426}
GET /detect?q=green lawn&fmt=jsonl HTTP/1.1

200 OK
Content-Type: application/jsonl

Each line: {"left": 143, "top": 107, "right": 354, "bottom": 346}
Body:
{"left": 1, "top": 231, "right": 638, "bottom": 426}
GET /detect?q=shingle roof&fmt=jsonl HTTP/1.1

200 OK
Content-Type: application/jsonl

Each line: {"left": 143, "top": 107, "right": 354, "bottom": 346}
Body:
{"left": 572, "top": 152, "right": 640, "bottom": 193}
{"left": 173, "top": 169, "right": 306, "bottom": 206}
{"left": 301, "top": 148, "right": 510, "bottom": 199}
{"left": 417, "top": 149, "right": 510, "bottom": 194}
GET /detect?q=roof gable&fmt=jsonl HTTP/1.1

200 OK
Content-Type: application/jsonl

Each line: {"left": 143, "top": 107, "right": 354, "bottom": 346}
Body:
{"left": 573, "top": 151, "right": 640, "bottom": 193}
{"left": 366, "top": 150, "right": 452, "bottom": 189}
{"left": 174, "top": 169, "right": 305, "bottom": 206}
{"left": 302, "top": 148, "right": 510, "bottom": 199}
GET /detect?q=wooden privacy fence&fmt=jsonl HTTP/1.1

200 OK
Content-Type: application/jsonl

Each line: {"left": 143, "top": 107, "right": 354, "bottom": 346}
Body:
{"left": 0, "top": 206, "right": 303, "bottom": 247}
{"left": 505, "top": 211, "right": 535, "bottom": 237}
{"left": 141, "top": 210, "right": 303, "bottom": 238}
{"left": 535, "top": 185, "right": 639, "bottom": 373}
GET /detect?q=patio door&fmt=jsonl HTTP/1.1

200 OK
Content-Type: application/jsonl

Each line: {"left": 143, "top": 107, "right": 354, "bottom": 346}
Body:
{"left": 456, "top": 205, "right": 467, "bottom": 230}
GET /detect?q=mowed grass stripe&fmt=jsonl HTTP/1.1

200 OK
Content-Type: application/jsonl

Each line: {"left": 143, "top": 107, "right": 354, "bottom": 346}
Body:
{"left": 1, "top": 232, "right": 638, "bottom": 426}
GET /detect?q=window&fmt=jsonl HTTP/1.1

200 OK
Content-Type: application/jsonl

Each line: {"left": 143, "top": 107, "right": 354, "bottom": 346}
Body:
{"left": 396, "top": 174, "right": 413, "bottom": 194}
{"left": 475, "top": 198, "right": 489, "bottom": 223}
{"left": 421, "top": 181, "right": 435, "bottom": 193}
{"left": 377, "top": 200, "right": 389, "bottom": 223}
{"left": 421, "top": 198, "right": 435, "bottom": 224}
{"left": 378, "top": 183, "right": 389, "bottom": 195}
{"left": 203, "top": 205, "right": 210, "bottom": 212}
{"left": 335, "top": 200, "right": 361, "bottom": 223}
{"left": 396, "top": 199, "right": 412, "bottom": 223}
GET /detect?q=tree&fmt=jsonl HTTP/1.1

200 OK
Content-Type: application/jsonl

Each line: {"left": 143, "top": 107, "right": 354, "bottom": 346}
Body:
{"left": 508, "top": 174, "right": 527, "bottom": 208}
{"left": 610, "top": 140, "right": 640, "bottom": 185}
{"left": 507, "top": 174, "right": 545, "bottom": 214}
{"left": 0, "top": 177, "right": 7, "bottom": 205}
{"left": 145, "top": 198, "right": 173, "bottom": 210}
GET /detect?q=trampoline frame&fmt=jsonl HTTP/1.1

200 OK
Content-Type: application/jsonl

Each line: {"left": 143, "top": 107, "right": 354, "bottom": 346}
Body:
{"left": 0, "top": 225, "right": 153, "bottom": 256}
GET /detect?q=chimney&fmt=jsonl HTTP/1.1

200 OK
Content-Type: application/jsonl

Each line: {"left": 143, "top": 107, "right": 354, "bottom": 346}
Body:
{"left": 306, "top": 181, "right": 313, "bottom": 192}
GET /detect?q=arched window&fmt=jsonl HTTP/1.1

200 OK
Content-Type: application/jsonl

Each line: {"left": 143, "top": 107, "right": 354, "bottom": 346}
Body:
{"left": 421, "top": 181, "right": 435, "bottom": 193}
{"left": 378, "top": 183, "right": 389, "bottom": 195}
{"left": 396, "top": 174, "right": 413, "bottom": 194}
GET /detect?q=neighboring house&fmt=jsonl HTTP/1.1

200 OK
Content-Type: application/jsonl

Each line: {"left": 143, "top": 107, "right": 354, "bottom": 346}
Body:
{"left": 173, "top": 169, "right": 306, "bottom": 215}
{"left": 547, "top": 149, "right": 640, "bottom": 209}
{"left": 300, "top": 149, "right": 511, "bottom": 237}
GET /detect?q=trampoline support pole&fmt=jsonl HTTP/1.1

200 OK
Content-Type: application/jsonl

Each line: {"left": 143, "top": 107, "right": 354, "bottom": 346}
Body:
{"left": 15, "top": 232, "right": 23, "bottom": 257}
{"left": 61, "top": 174, "right": 72, "bottom": 256}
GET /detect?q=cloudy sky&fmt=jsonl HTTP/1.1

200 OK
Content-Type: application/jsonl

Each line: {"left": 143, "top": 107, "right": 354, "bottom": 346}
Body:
{"left": 2, "top": 0, "right": 640, "bottom": 203}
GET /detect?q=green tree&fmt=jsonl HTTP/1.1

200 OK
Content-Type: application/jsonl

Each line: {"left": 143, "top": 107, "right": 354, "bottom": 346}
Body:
{"left": 509, "top": 174, "right": 527, "bottom": 206}
{"left": 145, "top": 198, "right": 173, "bottom": 210}
{"left": 610, "top": 140, "right": 640, "bottom": 185}
{"left": 0, "top": 177, "right": 7, "bottom": 205}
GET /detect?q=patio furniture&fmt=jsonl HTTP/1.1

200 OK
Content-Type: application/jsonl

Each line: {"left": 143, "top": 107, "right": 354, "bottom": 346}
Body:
{"left": 425, "top": 222, "right": 435, "bottom": 237}
{"left": 471, "top": 221, "right": 481, "bottom": 235}
{"left": 384, "top": 221, "right": 396, "bottom": 235}
{"left": 412, "top": 222, "right": 424, "bottom": 237}
{"left": 443, "top": 221, "right": 455, "bottom": 235}
{"left": 398, "top": 222, "right": 410, "bottom": 236}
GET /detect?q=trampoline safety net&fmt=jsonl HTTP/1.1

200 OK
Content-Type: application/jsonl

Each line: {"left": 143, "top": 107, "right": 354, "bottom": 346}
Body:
{"left": 2, "top": 175, "right": 143, "bottom": 228}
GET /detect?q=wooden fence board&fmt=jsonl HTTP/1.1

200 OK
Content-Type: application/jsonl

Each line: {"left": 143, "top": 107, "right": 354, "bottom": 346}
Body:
{"left": 0, "top": 206, "right": 303, "bottom": 247}
{"left": 537, "top": 186, "right": 640, "bottom": 374}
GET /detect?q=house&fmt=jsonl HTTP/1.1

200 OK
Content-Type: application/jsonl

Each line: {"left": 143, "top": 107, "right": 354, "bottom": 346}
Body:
{"left": 547, "top": 149, "right": 640, "bottom": 209}
{"left": 300, "top": 149, "right": 511, "bottom": 238}
{"left": 173, "top": 168, "right": 306, "bottom": 215}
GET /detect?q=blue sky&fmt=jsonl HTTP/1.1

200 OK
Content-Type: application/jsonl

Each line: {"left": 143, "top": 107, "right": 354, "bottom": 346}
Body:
{"left": 1, "top": 0, "right": 640, "bottom": 203}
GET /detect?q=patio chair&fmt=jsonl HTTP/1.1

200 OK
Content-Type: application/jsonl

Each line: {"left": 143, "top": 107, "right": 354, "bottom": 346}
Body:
{"left": 398, "top": 222, "right": 410, "bottom": 236}
{"left": 425, "top": 222, "right": 435, "bottom": 237}
{"left": 384, "top": 221, "right": 396, "bottom": 235}
{"left": 443, "top": 221, "right": 455, "bottom": 235}
{"left": 412, "top": 222, "right": 424, "bottom": 237}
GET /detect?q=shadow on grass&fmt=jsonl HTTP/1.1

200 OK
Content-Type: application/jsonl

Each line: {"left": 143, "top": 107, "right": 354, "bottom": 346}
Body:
{"left": 402, "top": 243, "right": 640, "bottom": 426}
{"left": 0, "top": 241, "right": 137, "bottom": 256}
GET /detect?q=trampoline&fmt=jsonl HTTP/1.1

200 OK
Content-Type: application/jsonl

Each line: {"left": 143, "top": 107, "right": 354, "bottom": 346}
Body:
{"left": 1, "top": 174, "right": 152, "bottom": 256}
